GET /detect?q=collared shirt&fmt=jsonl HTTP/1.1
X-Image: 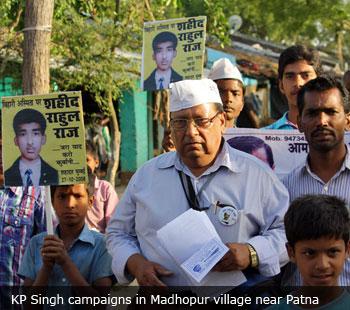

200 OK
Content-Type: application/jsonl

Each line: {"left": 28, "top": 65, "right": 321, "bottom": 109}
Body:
{"left": 106, "top": 142, "right": 289, "bottom": 286}
{"left": 0, "top": 186, "right": 46, "bottom": 286}
{"left": 18, "top": 224, "right": 113, "bottom": 285}
{"left": 282, "top": 147, "right": 350, "bottom": 286}
{"left": 155, "top": 70, "right": 171, "bottom": 90}
{"left": 86, "top": 178, "right": 119, "bottom": 233}
{"left": 263, "top": 112, "right": 298, "bottom": 130}
{"left": 19, "top": 159, "right": 41, "bottom": 187}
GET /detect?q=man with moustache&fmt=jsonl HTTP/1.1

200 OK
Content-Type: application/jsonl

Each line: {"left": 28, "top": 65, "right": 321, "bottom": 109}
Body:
{"left": 107, "top": 79, "right": 289, "bottom": 296}
{"left": 282, "top": 75, "right": 350, "bottom": 286}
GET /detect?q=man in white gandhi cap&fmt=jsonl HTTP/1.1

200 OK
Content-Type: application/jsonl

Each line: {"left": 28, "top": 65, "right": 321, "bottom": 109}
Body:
{"left": 106, "top": 79, "right": 289, "bottom": 295}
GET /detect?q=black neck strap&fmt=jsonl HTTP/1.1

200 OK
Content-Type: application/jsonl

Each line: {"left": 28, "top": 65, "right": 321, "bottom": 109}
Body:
{"left": 177, "top": 170, "right": 216, "bottom": 211}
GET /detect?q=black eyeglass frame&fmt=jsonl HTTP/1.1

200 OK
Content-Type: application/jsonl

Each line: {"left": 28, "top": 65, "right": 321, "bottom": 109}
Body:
{"left": 170, "top": 112, "right": 221, "bottom": 131}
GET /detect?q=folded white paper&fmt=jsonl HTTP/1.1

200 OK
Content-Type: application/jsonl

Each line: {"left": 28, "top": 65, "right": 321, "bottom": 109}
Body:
{"left": 181, "top": 238, "right": 228, "bottom": 283}
{"left": 157, "top": 209, "right": 247, "bottom": 289}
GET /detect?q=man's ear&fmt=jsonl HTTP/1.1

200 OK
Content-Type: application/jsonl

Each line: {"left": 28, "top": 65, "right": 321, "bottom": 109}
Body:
{"left": 14, "top": 136, "right": 18, "bottom": 146}
{"left": 174, "top": 49, "right": 177, "bottom": 58}
{"left": 345, "top": 240, "right": 350, "bottom": 258}
{"left": 152, "top": 53, "right": 156, "bottom": 61}
{"left": 286, "top": 243, "right": 296, "bottom": 263}
{"left": 297, "top": 115, "right": 304, "bottom": 133}
{"left": 279, "top": 79, "right": 285, "bottom": 95}
{"left": 219, "top": 112, "right": 226, "bottom": 133}
{"left": 345, "top": 112, "right": 350, "bottom": 131}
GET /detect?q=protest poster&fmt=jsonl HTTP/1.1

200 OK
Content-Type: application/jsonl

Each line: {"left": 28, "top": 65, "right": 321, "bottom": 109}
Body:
{"left": 1, "top": 91, "right": 87, "bottom": 187}
{"left": 224, "top": 128, "right": 350, "bottom": 180}
{"left": 142, "top": 16, "right": 206, "bottom": 91}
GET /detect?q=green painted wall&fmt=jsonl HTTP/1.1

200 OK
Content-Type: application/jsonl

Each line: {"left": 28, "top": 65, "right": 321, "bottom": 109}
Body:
{"left": 120, "top": 84, "right": 149, "bottom": 172}
{"left": 0, "top": 77, "right": 22, "bottom": 106}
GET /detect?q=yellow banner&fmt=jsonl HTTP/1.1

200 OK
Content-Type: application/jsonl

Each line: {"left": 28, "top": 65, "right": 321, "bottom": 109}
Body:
{"left": 142, "top": 16, "right": 207, "bottom": 91}
{"left": 1, "top": 91, "right": 87, "bottom": 186}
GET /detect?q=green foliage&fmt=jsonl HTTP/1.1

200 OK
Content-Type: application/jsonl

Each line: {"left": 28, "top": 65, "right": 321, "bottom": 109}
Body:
{"left": 0, "top": 0, "right": 24, "bottom": 80}
{"left": 2, "top": 0, "right": 350, "bottom": 100}
{"left": 51, "top": 0, "right": 143, "bottom": 114}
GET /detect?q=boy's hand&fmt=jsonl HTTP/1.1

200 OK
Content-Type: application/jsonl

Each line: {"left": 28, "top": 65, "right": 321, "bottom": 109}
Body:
{"left": 41, "top": 235, "right": 70, "bottom": 266}
{"left": 40, "top": 235, "right": 55, "bottom": 269}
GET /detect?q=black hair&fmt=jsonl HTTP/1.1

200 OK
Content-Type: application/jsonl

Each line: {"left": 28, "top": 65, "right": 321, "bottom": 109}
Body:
{"left": 343, "top": 70, "right": 350, "bottom": 81}
{"left": 297, "top": 75, "right": 350, "bottom": 114}
{"left": 227, "top": 136, "right": 274, "bottom": 168}
{"left": 278, "top": 45, "right": 322, "bottom": 80}
{"left": 152, "top": 31, "right": 178, "bottom": 51}
{"left": 343, "top": 70, "right": 350, "bottom": 89}
{"left": 50, "top": 166, "right": 95, "bottom": 201}
{"left": 86, "top": 140, "right": 98, "bottom": 160}
{"left": 13, "top": 108, "right": 46, "bottom": 135}
{"left": 285, "top": 194, "right": 350, "bottom": 247}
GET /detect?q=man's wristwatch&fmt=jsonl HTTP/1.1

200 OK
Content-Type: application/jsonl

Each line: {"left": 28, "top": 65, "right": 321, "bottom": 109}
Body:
{"left": 247, "top": 244, "right": 259, "bottom": 268}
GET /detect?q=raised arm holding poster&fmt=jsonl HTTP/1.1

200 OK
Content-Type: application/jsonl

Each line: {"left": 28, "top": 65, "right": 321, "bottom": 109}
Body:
{"left": 1, "top": 91, "right": 87, "bottom": 187}
{"left": 142, "top": 16, "right": 206, "bottom": 91}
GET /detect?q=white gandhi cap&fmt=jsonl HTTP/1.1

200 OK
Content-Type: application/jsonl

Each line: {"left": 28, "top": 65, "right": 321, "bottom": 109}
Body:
{"left": 208, "top": 58, "right": 243, "bottom": 84}
{"left": 169, "top": 79, "right": 223, "bottom": 112}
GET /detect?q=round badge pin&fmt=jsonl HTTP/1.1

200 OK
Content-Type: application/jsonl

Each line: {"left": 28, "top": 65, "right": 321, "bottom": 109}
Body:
{"left": 218, "top": 206, "right": 238, "bottom": 226}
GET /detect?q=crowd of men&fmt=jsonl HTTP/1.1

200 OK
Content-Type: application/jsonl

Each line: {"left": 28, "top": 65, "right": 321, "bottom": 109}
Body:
{"left": 1, "top": 43, "right": 350, "bottom": 309}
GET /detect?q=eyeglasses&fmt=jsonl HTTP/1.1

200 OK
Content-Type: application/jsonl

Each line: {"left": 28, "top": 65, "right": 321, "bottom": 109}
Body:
{"left": 170, "top": 112, "right": 220, "bottom": 131}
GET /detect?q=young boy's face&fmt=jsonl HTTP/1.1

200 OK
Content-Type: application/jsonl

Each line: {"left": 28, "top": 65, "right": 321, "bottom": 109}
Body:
{"left": 215, "top": 79, "right": 244, "bottom": 122}
{"left": 53, "top": 184, "right": 93, "bottom": 227}
{"left": 279, "top": 60, "right": 317, "bottom": 107}
{"left": 86, "top": 153, "right": 99, "bottom": 173}
{"left": 153, "top": 41, "right": 176, "bottom": 72}
{"left": 287, "top": 237, "right": 350, "bottom": 286}
{"left": 14, "top": 122, "right": 46, "bottom": 161}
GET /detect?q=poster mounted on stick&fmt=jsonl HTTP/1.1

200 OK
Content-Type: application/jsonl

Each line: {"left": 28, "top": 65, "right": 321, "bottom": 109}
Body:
{"left": 1, "top": 91, "right": 87, "bottom": 234}
{"left": 2, "top": 91, "right": 87, "bottom": 187}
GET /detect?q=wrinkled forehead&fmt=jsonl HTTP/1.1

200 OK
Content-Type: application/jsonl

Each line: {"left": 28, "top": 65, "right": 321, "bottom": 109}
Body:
{"left": 303, "top": 88, "right": 344, "bottom": 109}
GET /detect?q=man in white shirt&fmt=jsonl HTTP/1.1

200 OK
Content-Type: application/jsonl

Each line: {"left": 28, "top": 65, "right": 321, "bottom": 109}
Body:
{"left": 282, "top": 75, "right": 350, "bottom": 285}
{"left": 107, "top": 79, "right": 289, "bottom": 292}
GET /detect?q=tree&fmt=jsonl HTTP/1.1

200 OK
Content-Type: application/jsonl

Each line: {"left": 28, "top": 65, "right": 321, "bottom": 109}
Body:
{"left": 22, "top": 0, "right": 54, "bottom": 94}
{"left": 51, "top": 0, "right": 143, "bottom": 186}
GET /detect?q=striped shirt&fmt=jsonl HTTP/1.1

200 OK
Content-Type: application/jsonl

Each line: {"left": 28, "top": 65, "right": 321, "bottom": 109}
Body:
{"left": 0, "top": 186, "right": 46, "bottom": 286}
{"left": 282, "top": 148, "right": 350, "bottom": 286}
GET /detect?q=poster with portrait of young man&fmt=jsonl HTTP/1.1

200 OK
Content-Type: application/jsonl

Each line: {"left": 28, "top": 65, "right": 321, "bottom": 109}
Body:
{"left": 1, "top": 91, "right": 87, "bottom": 187}
{"left": 142, "top": 16, "right": 207, "bottom": 91}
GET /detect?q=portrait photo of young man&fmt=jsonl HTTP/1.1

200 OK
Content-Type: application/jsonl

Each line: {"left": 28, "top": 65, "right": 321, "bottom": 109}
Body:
{"left": 143, "top": 31, "right": 183, "bottom": 91}
{"left": 4, "top": 108, "right": 59, "bottom": 187}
